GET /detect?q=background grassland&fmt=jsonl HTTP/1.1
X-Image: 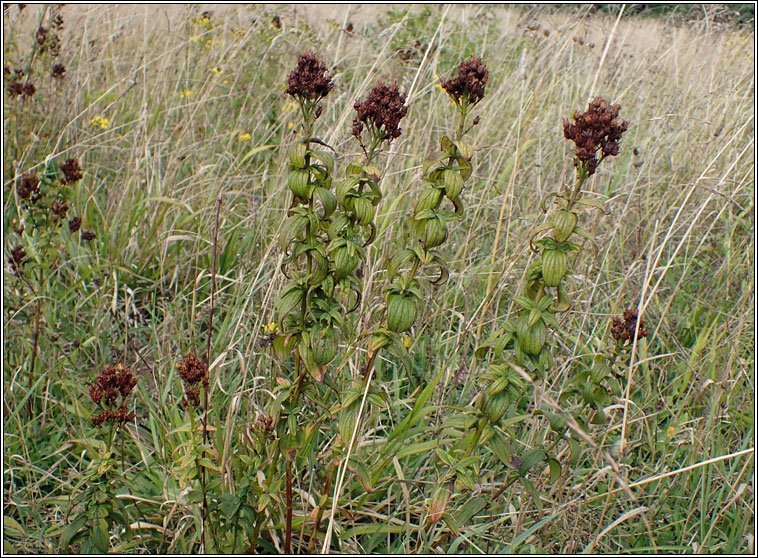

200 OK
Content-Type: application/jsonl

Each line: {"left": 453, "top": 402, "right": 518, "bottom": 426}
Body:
{"left": 3, "top": 4, "right": 755, "bottom": 554}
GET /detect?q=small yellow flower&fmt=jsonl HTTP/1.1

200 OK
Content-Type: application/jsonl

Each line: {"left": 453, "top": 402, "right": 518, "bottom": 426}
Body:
{"left": 89, "top": 115, "right": 111, "bottom": 129}
{"left": 223, "top": 79, "right": 229, "bottom": 85}
{"left": 667, "top": 425, "right": 675, "bottom": 438}
{"left": 263, "top": 322, "right": 278, "bottom": 334}
{"left": 238, "top": 132, "right": 252, "bottom": 142}
{"left": 287, "top": 122, "right": 295, "bottom": 130}
{"left": 179, "top": 89, "right": 193, "bottom": 98}
{"left": 210, "top": 66, "right": 223, "bottom": 75}
{"left": 403, "top": 335, "right": 411, "bottom": 348}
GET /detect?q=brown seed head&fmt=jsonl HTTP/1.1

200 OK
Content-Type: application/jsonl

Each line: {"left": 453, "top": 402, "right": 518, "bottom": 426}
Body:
{"left": 68, "top": 216, "right": 82, "bottom": 232}
{"left": 17, "top": 173, "right": 40, "bottom": 200}
{"left": 51, "top": 200, "right": 69, "bottom": 220}
{"left": 285, "top": 52, "right": 333, "bottom": 101}
{"left": 439, "top": 55, "right": 489, "bottom": 106}
{"left": 611, "top": 308, "right": 649, "bottom": 344}
{"left": 563, "top": 97, "right": 628, "bottom": 176}
{"left": 80, "top": 230, "right": 96, "bottom": 241}
{"left": 9, "top": 245, "right": 26, "bottom": 276}
{"left": 177, "top": 353, "right": 209, "bottom": 409}
{"left": 352, "top": 80, "right": 408, "bottom": 141}
{"left": 60, "top": 158, "right": 83, "bottom": 184}
{"left": 51, "top": 63, "right": 66, "bottom": 79}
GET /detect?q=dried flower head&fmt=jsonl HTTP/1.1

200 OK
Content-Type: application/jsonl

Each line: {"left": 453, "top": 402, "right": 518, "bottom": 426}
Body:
{"left": 22, "top": 82, "right": 36, "bottom": 97}
{"left": 7, "top": 81, "right": 24, "bottom": 96}
{"left": 80, "top": 230, "right": 96, "bottom": 241}
{"left": 176, "top": 353, "right": 209, "bottom": 409}
{"left": 36, "top": 26, "right": 48, "bottom": 46}
{"left": 611, "top": 308, "right": 650, "bottom": 344}
{"left": 563, "top": 97, "right": 628, "bottom": 176}
{"left": 352, "top": 80, "right": 408, "bottom": 141}
{"left": 285, "top": 52, "right": 333, "bottom": 101}
{"left": 60, "top": 158, "right": 83, "bottom": 184}
{"left": 17, "top": 172, "right": 40, "bottom": 200}
{"left": 51, "top": 200, "right": 68, "bottom": 220}
{"left": 89, "top": 364, "right": 138, "bottom": 427}
{"left": 9, "top": 245, "right": 26, "bottom": 276}
{"left": 68, "top": 216, "right": 82, "bottom": 232}
{"left": 51, "top": 63, "right": 66, "bottom": 79}
{"left": 439, "top": 55, "right": 489, "bottom": 107}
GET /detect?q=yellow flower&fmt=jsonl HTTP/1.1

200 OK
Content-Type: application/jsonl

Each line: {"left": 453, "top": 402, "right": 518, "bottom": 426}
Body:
{"left": 287, "top": 122, "right": 295, "bottom": 130}
{"left": 403, "top": 335, "right": 411, "bottom": 348}
{"left": 667, "top": 425, "right": 675, "bottom": 438}
{"left": 211, "top": 66, "right": 223, "bottom": 75}
{"left": 238, "top": 132, "right": 252, "bottom": 142}
{"left": 263, "top": 322, "right": 278, "bottom": 333}
{"left": 89, "top": 115, "right": 111, "bottom": 129}
{"left": 179, "top": 89, "right": 193, "bottom": 98}
{"left": 222, "top": 79, "right": 229, "bottom": 85}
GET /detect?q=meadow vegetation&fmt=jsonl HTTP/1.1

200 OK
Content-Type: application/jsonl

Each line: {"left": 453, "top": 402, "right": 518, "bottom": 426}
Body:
{"left": 3, "top": 4, "right": 754, "bottom": 554}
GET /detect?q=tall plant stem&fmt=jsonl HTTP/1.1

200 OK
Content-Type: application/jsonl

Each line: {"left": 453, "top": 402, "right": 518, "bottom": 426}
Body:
{"left": 200, "top": 196, "right": 222, "bottom": 552}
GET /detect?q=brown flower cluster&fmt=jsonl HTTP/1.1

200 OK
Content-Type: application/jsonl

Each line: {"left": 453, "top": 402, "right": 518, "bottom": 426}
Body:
{"left": 252, "top": 414, "right": 276, "bottom": 441}
{"left": 17, "top": 172, "right": 40, "bottom": 201}
{"left": 6, "top": 68, "right": 36, "bottom": 99}
{"left": 51, "top": 63, "right": 66, "bottom": 79}
{"left": 60, "top": 158, "right": 83, "bottom": 184}
{"left": 611, "top": 308, "right": 650, "bottom": 344}
{"left": 89, "top": 363, "right": 138, "bottom": 427}
{"left": 563, "top": 97, "right": 628, "bottom": 176}
{"left": 439, "top": 55, "right": 489, "bottom": 106}
{"left": 8, "top": 245, "right": 26, "bottom": 276}
{"left": 81, "top": 230, "right": 96, "bottom": 241}
{"left": 35, "top": 21, "right": 62, "bottom": 57}
{"left": 68, "top": 216, "right": 82, "bottom": 232}
{"left": 51, "top": 200, "right": 68, "bottom": 220}
{"left": 285, "top": 52, "right": 333, "bottom": 101}
{"left": 176, "top": 353, "right": 209, "bottom": 409}
{"left": 352, "top": 81, "right": 408, "bottom": 141}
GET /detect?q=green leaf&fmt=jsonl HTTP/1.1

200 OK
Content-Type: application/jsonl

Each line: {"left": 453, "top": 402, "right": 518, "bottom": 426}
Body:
{"left": 91, "top": 518, "right": 110, "bottom": 553}
{"left": 60, "top": 515, "right": 88, "bottom": 550}
{"left": 239, "top": 144, "right": 275, "bottom": 166}
{"left": 547, "top": 457, "right": 561, "bottom": 483}
{"left": 395, "top": 440, "right": 439, "bottom": 459}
